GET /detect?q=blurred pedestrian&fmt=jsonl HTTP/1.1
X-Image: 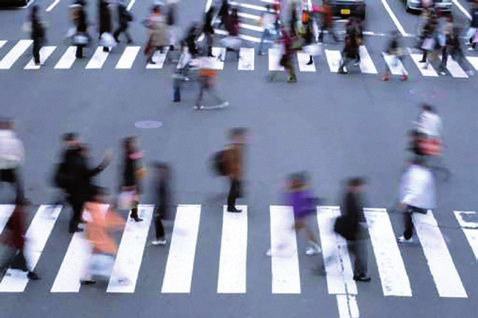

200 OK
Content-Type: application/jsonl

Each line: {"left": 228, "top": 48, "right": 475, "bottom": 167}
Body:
{"left": 258, "top": 5, "right": 279, "bottom": 56}
{"left": 0, "top": 118, "right": 25, "bottom": 203}
{"left": 224, "top": 128, "right": 247, "bottom": 213}
{"left": 151, "top": 163, "right": 172, "bottom": 246}
{"left": 300, "top": 9, "right": 315, "bottom": 65}
{"left": 223, "top": 7, "right": 241, "bottom": 58}
{"left": 216, "top": 0, "right": 229, "bottom": 29}
{"left": 338, "top": 30, "right": 359, "bottom": 74}
{"left": 120, "top": 137, "right": 145, "bottom": 222}
{"left": 203, "top": 7, "right": 216, "bottom": 57}
{"left": 98, "top": 0, "right": 113, "bottom": 52}
{"left": 165, "top": 0, "right": 179, "bottom": 51}
{"left": 448, "top": 26, "right": 473, "bottom": 75}
{"left": 418, "top": 13, "right": 438, "bottom": 69}
{"left": 317, "top": 0, "right": 338, "bottom": 43}
{"left": 144, "top": 5, "right": 168, "bottom": 64}
{"left": 396, "top": 157, "right": 435, "bottom": 243}
{"left": 466, "top": 2, "right": 478, "bottom": 50}
{"left": 0, "top": 199, "right": 40, "bottom": 280}
{"left": 289, "top": 2, "right": 299, "bottom": 37}
{"left": 194, "top": 57, "right": 229, "bottom": 110}
{"left": 113, "top": 0, "right": 133, "bottom": 44}
{"left": 381, "top": 30, "right": 407, "bottom": 81}
{"left": 73, "top": 3, "right": 89, "bottom": 59}
{"left": 29, "top": 5, "right": 47, "bottom": 66}
{"left": 277, "top": 26, "right": 297, "bottom": 82}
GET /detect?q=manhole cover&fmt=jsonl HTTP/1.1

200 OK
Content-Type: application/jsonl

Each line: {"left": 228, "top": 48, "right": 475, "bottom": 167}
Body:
{"left": 134, "top": 120, "right": 163, "bottom": 129}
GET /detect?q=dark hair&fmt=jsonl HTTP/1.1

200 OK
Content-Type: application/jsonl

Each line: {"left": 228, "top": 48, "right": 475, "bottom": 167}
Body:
{"left": 123, "top": 136, "right": 136, "bottom": 154}
{"left": 289, "top": 171, "right": 309, "bottom": 184}
{"left": 63, "top": 132, "right": 78, "bottom": 142}
{"left": 421, "top": 103, "right": 434, "bottom": 112}
{"left": 229, "top": 127, "right": 247, "bottom": 139}
{"left": 348, "top": 177, "right": 366, "bottom": 187}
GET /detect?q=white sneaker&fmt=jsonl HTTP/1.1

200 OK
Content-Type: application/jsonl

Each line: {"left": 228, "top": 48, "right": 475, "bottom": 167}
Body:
{"left": 194, "top": 105, "right": 204, "bottom": 110}
{"left": 467, "top": 70, "right": 474, "bottom": 76}
{"left": 266, "top": 248, "right": 273, "bottom": 257}
{"left": 221, "top": 101, "right": 229, "bottom": 108}
{"left": 152, "top": 239, "right": 167, "bottom": 246}
{"left": 305, "top": 246, "right": 322, "bottom": 255}
{"left": 397, "top": 236, "right": 414, "bottom": 243}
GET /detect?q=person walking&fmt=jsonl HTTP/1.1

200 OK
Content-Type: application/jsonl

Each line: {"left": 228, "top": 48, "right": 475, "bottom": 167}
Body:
{"left": 151, "top": 163, "right": 172, "bottom": 246}
{"left": 279, "top": 26, "right": 297, "bottom": 82}
{"left": 203, "top": 7, "right": 216, "bottom": 57}
{"left": 448, "top": 26, "right": 474, "bottom": 75}
{"left": 381, "top": 30, "right": 407, "bottom": 81}
{"left": 258, "top": 5, "right": 279, "bottom": 56}
{"left": 418, "top": 13, "right": 438, "bottom": 69}
{"left": 29, "top": 5, "right": 47, "bottom": 66}
{"left": 0, "top": 118, "right": 25, "bottom": 203}
{"left": 223, "top": 7, "right": 241, "bottom": 58}
{"left": 0, "top": 199, "right": 40, "bottom": 281}
{"left": 165, "top": 0, "right": 179, "bottom": 51}
{"left": 300, "top": 10, "right": 315, "bottom": 65}
{"left": 120, "top": 137, "right": 145, "bottom": 222}
{"left": 74, "top": 3, "right": 89, "bottom": 59}
{"left": 466, "top": 2, "right": 478, "bottom": 50}
{"left": 224, "top": 128, "right": 247, "bottom": 213}
{"left": 338, "top": 30, "right": 359, "bottom": 74}
{"left": 217, "top": 0, "right": 230, "bottom": 29}
{"left": 113, "top": 0, "right": 133, "bottom": 44}
{"left": 194, "top": 57, "right": 229, "bottom": 110}
{"left": 144, "top": 5, "right": 168, "bottom": 64}
{"left": 317, "top": 0, "right": 338, "bottom": 43}
{"left": 98, "top": 0, "right": 113, "bottom": 52}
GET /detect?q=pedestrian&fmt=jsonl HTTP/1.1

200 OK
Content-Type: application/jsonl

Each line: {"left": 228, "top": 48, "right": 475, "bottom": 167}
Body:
{"left": 396, "top": 157, "right": 435, "bottom": 244}
{"left": 144, "top": 5, "right": 168, "bottom": 64}
{"left": 336, "top": 178, "right": 371, "bottom": 282}
{"left": 66, "top": 144, "right": 112, "bottom": 233}
{"left": 466, "top": 2, "right": 478, "bottom": 50}
{"left": 338, "top": 30, "right": 359, "bottom": 74}
{"left": 381, "top": 30, "right": 407, "bottom": 81}
{"left": 289, "top": 2, "right": 299, "bottom": 37}
{"left": 258, "top": 5, "right": 279, "bottom": 56}
{"left": 113, "top": 0, "right": 133, "bottom": 44}
{"left": 437, "top": 15, "right": 453, "bottom": 75}
{"left": 166, "top": 0, "right": 179, "bottom": 51}
{"left": 29, "top": 5, "right": 47, "bottom": 66}
{"left": 279, "top": 26, "right": 297, "bottom": 82}
{"left": 0, "top": 199, "right": 40, "bottom": 281}
{"left": 224, "top": 128, "right": 247, "bottom": 213}
{"left": 448, "top": 26, "right": 474, "bottom": 75}
{"left": 98, "top": 0, "right": 113, "bottom": 52}
{"left": 120, "top": 137, "right": 145, "bottom": 222}
{"left": 73, "top": 3, "right": 89, "bottom": 59}
{"left": 300, "top": 10, "right": 315, "bottom": 65}
{"left": 316, "top": 0, "right": 339, "bottom": 43}
{"left": 194, "top": 57, "right": 229, "bottom": 110}
{"left": 203, "top": 7, "right": 216, "bottom": 57}
{"left": 216, "top": 0, "right": 229, "bottom": 29}
{"left": 223, "top": 7, "right": 241, "bottom": 58}
{"left": 0, "top": 118, "right": 25, "bottom": 203}
{"left": 151, "top": 163, "right": 172, "bottom": 246}
{"left": 418, "top": 14, "right": 438, "bottom": 69}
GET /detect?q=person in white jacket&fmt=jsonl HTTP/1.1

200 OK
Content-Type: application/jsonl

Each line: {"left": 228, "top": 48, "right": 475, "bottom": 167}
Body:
{"left": 396, "top": 157, "right": 435, "bottom": 243}
{"left": 0, "top": 118, "right": 25, "bottom": 202}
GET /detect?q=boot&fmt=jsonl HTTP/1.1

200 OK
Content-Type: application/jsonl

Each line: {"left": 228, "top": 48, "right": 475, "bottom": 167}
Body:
{"left": 306, "top": 56, "right": 313, "bottom": 65}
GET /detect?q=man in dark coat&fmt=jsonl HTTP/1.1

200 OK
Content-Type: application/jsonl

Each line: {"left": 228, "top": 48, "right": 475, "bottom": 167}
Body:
{"left": 75, "top": 4, "right": 89, "bottom": 58}
{"left": 113, "top": 0, "right": 133, "bottom": 44}
{"left": 30, "top": 5, "right": 46, "bottom": 66}
{"left": 98, "top": 0, "right": 112, "bottom": 52}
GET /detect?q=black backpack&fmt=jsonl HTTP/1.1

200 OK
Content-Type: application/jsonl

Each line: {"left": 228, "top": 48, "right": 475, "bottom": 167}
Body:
{"left": 212, "top": 151, "right": 227, "bottom": 176}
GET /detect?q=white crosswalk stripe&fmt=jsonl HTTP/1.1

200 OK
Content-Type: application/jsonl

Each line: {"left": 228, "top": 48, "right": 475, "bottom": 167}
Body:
{"left": 444, "top": 57, "right": 468, "bottom": 78}
{"left": 0, "top": 40, "right": 32, "bottom": 69}
{"left": 358, "top": 46, "right": 377, "bottom": 74}
{"left": 86, "top": 47, "right": 111, "bottom": 69}
{"left": 238, "top": 47, "right": 255, "bottom": 70}
{"left": 382, "top": 53, "right": 407, "bottom": 75}
{"left": 466, "top": 56, "right": 478, "bottom": 70}
{"left": 116, "top": 46, "right": 141, "bottom": 69}
{"left": 408, "top": 49, "right": 439, "bottom": 77}
{"left": 268, "top": 47, "right": 284, "bottom": 71}
{"left": 325, "top": 49, "right": 343, "bottom": 73}
{"left": 0, "top": 205, "right": 15, "bottom": 234}
{"left": 454, "top": 211, "right": 478, "bottom": 261}
{"left": 0, "top": 40, "right": 7, "bottom": 50}
{"left": 54, "top": 46, "right": 77, "bottom": 69}
{"left": 24, "top": 46, "right": 56, "bottom": 69}
{"left": 297, "top": 52, "right": 316, "bottom": 72}
{"left": 146, "top": 47, "right": 170, "bottom": 69}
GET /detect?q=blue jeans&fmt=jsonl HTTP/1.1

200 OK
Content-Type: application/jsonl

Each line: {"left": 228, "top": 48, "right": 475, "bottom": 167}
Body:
{"left": 259, "top": 29, "right": 274, "bottom": 54}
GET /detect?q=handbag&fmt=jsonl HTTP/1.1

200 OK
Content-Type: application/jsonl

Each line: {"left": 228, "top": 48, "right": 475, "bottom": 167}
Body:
{"left": 100, "top": 32, "right": 117, "bottom": 47}
{"left": 73, "top": 33, "right": 89, "bottom": 45}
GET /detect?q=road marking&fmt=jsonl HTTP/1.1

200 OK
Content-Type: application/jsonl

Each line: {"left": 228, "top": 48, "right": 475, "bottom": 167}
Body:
{"left": 126, "top": 0, "right": 135, "bottom": 11}
{"left": 161, "top": 205, "right": 201, "bottom": 293}
{"left": 261, "top": 0, "right": 275, "bottom": 3}
{"left": 270, "top": 206, "right": 301, "bottom": 294}
{"left": 238, "top": 47, "right": 255, "bottom": 70}
{"left": 381, "top": 0, "right": 408, "bottom": 36}
{"left": 317, "top": 207, "right": 357, "bottom": 295}
{"left": 297, "top": 52, "right": 316, "bottom": 72}
{"left": 24, "top": 46, "right": 56, "bottom": 69}
{"left": 214, "top": 29, "right": 267, "bottom": 43}
{"left": 382, "top": 52, "right": 407, "bottom": 75}
{"left": 205, "top": 0, "right": 212, "bottom": 12}
{"left": 230, "top": 1, "right": 267, "bottom": 11}
{"left": 210, "top": 47, "right": 226, "bottom": 70}
{"left": 51, "top": 204, "right": 109, "bottom": 293}
{"left": 239, "top": 23, "right": 264, "bottom": 32}
{"left": 0, "top": 205, "right": 62, "bottom": 292}
{"left": 451, "top": 0, "right": 472, "bottom": 20}
{"left": 54, "top": 46, "right": 76, "bottom": 69}
{"left": 146, "top": 47, "right": 170, "bottom": 69}
{"left": 268, "top": 47, "right": 284, "bottom": 71}
{"left": 337, "top": 294, "right": 360, "bottom": 318}
{"left": 408, "top": 49, "right": 438, "bottom": 77}
{"left": 0, "top": 205, "right": 15, "bottom": 234}
{"left": 46, "top": 0, "right": 60, "bottom": 11}
{"left": 238, "top": 12, "right": 260, "bottom": 20}
{"left": 443, "top": 57, "right": 468, "bottom": 78}
{"left": 466, "top": 56, "right": 478, "bottom": 70}
{"left": 217, "top": 206, "right": 248, "bottom": 293}
{"left": 358, "top": 46, "right": 377, "bottom": 74}
{"left": 86, "top": 47, "right": 111, "bottom": 69}
{"left": 116, "top": 46, "right": 141, "bottom": 69}
{"left": 107, "top": 205, "right": 153, "bottom": 293}
{"left": 0, "top": 40, "right": 33, "bottom": 70}
{"left": 364, "top": 209, "right": 412, "bottom": 297}
{"left": 0, "top": 41, "right": 6, "bottom": 50}
{"left": 413, "top": 211, "right": 467, "bottom": 298}
{"left": 325, "top": 49, "right": 343, "bottom": 73}
{"left": 454, "top": 211, "right": 478, "bottom": 260}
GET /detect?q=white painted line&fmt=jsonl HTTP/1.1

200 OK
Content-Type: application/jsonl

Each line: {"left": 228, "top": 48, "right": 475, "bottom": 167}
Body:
{"left": 444, "top": 57, "right": 468, "bottom": 78}
{"left": 317, "top": 207, "right": 357, "bottom": 295}
{"left": 239, "top": 23, "right": 263, "bottom": 32}
{"left": 86, "top": 47, "right": 111, "bottom": 69}
{"left": 364, "top": 209, "right": 412, "bottom": 297}
{"left": 238, "top": 12, "right": 260, "bottom": 20}
{"left": 0, "top": 205, "right": 62, "bottom": 292}
{"left": 451, "top": 0, "right": 472, "bottom": 20}
{"left": 24, "top": 46, "right": 56, "bottom": 69}
{"left": 210, "top": 47, "right": 226, "bottom": 70}
{"left": 0, "top": 41, "right": 6, "bottom": 50}
{"left": 146, "top": 46, "right": 170, "bottom": 69}
{"left": 46, "top": 0, "right": 60, "bottom": 12}
{"left": 381, "top": 0, "right": 408, "bottom": 37}
{"left": 382, "top": 52, "right": 407, "bottom": 75}
{"left": 466, "top": 56, "right": 478, "bottom": 70}
{"left": 107, "top": 205, "right": 153, "bottom": 293}
{"left": 261, "top": 0, "right": 275, "bottom": 3}
{"left": 161, "top": 205, "right": 201, "bottom": 293}
{"left": 413, "top": 210, "right": 467, "bottom": 298}
{"left": 0, "top": 205, "right": 15, "bottom": 234}
{"left": 408, "top": 49, "right": 438, "bottom": 77}
{"left": 0, "top": 40, "right": 33, "bottom": 70}
{"left": 126, "top": 0, "right": 135, "bottom": 11}
{"left": 205, "top": 0, "right": 212, "bottom": 12}
{"left": 214, "top": 29, "right": 266, "bottom": 43}
{"left": 217, "top": 205, "right": 248, "bottom": 293}
{"left": 454, "top": 211, "right": 478, "bottom": 260}
{"left": 54, "top": 46, "right": 77, "bottom": 69}
{"left": 270, "top": 206, "right": 301, "bottom": 294}
{"left": 297, "top": 52, "right": 316, "bottom": 72}
{"left": 116, "top": 46, "right": 141, "bottom": 69}
{"left": 337, "top": 294, "right": 360, "bottom": 318}
{"left": 358, "top": 46, "right": 377, "bottom": 74}
{"left": 230, "top": 1, "right": 267, "bottom": 11}
{"left": 268, "top": 47, "right": 284, "bottom": 71}
{"left": 325, "top": 49, "right": 343, "bottom": 73}
{"left": 238, "top": 47, "right": 254, "bottom": 70}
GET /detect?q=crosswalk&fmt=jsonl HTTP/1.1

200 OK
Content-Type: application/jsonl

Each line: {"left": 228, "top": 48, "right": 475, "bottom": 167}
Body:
{"left": 0, "top": 204, "right": 478, "bottom": 299}
{"left": 1, "top": 39, "right": 478, "bottom": 79}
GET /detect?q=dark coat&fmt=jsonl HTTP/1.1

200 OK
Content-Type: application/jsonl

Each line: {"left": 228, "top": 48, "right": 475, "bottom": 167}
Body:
{"left": 3, "top": 206, "right": 26, "bottom": 250}
{"left": 340, "top": 191, "right": 367, "bottom": 241}
{"left": 99, "top": 1, "right": 112, "bottom": 34}
{"left": 203, "top": 10, "right": 215, "bottom": 34}
{"left": 31, "top": 16, "right": 45, "bottom": 40}
{"left": 67, "top": 150, "right": 104, "bottom": 202}
{"left": 76, "top": 8, "right": 88, "bottom": 33}
{"left": 118, "top": 3, "right": 131, "bottom": 26}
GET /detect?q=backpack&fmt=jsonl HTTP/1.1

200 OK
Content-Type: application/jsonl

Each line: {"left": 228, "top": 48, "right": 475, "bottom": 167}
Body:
{"left": 212, "top": 151, "right": 227, "bottom": 176}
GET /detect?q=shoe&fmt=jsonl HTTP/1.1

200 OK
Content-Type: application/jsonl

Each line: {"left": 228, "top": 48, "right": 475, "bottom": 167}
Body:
{"left": 151, "top": 238, "right": 167, "bottom": 246}
{"left": 27, "top": 271, "right": 40, "bottom": 280}
{"left": 258, "top": 51, "right": 264, "bottom": 56}
{"left": 220, "top": 101, "right": 229, "bottom": 108}
{"left": 266, "top": 248, "right": 272, "bottom": 257}
{"left": 194, "top": 105, "right": 204, "bottom": 110}
{"left": 127, "top": 40, "right": 133, "bottom": 44}
{"left": 401, "top": 74, "right": 408, "bottom": 81}
{"left": 306, "top": 58, "right": 313, "bottom": 65}
{"left": 305, "top": 246, "right": 322, "bottom": 256}
{"left": 80, "top": 279, "right": 96, "bottom": 285}
{"left": 381, "top": 75, "right": 389, "bottom": 81}
{"left": 419, "top": 59, "right": 426, "bottom": 63}
{"left": 353, "top": 274, "right": 371, "bottom": 282}
{"left": 353, "top": 61, "right": 360, "bottom": 66}
{"left": 103, "top": 47, "right": 109, "bottom": 52}
{"left": 183, "top": 76, "right": 190, "bottom": 82}
{"left": 147, "top": 59, "right": 156, "bottom": 64}
{"left": 208, "top": 54, "right": 215, "bottom": 58}
{"left": 69, "top": 228, "right": 83, "bottom": 234}
{"left": 131, "top": 216, "right": 143, "bottom": 222}
{"left": 397, "top": 236, "right": 414, "bottom": 243}
{"left": 439, "top": 70, "right": 446, "bottom": 76}
{"left": 468, "top": 47, "right": 475, "bottom": 51}
{"left": 338, "top": 70, "right": 348, "bottom": 74}
{"left": 467, "top": 70, "right": 474, "bottom": 76}
{"left": 227, "top": 208, "right": 242, "bottom": 213}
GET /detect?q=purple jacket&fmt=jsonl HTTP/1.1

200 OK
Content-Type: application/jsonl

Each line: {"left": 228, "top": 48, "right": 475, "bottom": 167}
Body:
{"left": 287, "top": 189, "right": 316, "bottom": 219}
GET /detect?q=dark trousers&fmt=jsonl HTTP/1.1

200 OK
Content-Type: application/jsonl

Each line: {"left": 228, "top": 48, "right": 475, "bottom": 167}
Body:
{"left": 76, "top": 45, "right": 84, "bottom": 58}
{"left": 195, "top": 76, "right": 224, "bottom": 106}
{"left": 439, "top": 46, "right": 448, "bottom": 70}
{"left": 32, "top": 38, "right": 41, "bottom": 64}
{"left": 0, "top": 248, "right": 29, "bottom": 274}
{"left": 0, "top": 168, "right": 25, "bottom": 202}
{"left": 68, "top": 199, "right": 84, "bottom": 232}
{"left": 113, "top": 24, "right": 132, "bottom": 42}
{"left": 154, "top": 209, "right": 165, "bottom": 239}
{"left": 227, "top": 179, "right": 242, "bottom": 210}
{"left": 348, "top": 238, "right": 368, "bottom": 277}
{"left": 318, "top": 24, "right": 339, "bottom": 43}
{"left": 403, "top": 205, "right": 428, "bottom": 240}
